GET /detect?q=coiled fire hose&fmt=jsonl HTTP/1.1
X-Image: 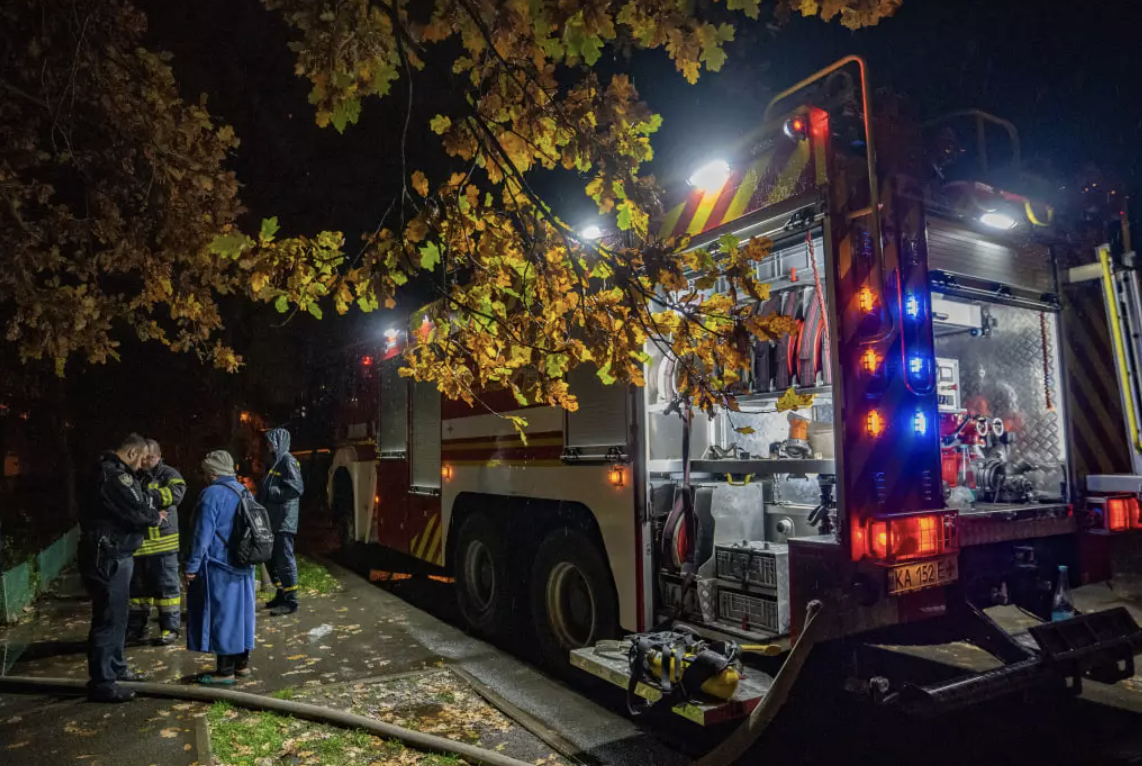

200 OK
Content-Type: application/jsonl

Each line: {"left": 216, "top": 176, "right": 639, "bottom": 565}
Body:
{"left": 694, "top": 599, "right": 826, "bottom": 766}
{"left": 0, "top": 675, "right": 536, "bottom": 766}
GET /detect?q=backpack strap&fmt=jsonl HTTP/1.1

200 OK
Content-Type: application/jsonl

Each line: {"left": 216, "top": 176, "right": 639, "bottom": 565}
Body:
{"left": 216, "top": 482, "right": 248, "bottom": 547}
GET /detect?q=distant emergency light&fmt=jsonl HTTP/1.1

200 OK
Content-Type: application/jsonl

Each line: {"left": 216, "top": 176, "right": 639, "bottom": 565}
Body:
{"left": 914, "top": 410, "right": 928, "bottom": 436}
{"left": 905, "top": 294, "right": 920, "bottom": 319}
{"left": 688, "top": 160, "right": 731, "bottom": 195}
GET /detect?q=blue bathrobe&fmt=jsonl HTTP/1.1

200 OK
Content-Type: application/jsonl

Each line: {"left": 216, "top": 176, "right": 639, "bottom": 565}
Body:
{"left": 185, "top": 476, "right": 256, "bottom": 655}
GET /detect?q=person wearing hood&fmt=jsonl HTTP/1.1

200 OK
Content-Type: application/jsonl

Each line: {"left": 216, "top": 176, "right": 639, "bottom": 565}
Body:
{"left": 185, "top": 450, "right": 257, "bottom": 683}
{"left": 259, "top": 428, "right": 304, "bottom": 615}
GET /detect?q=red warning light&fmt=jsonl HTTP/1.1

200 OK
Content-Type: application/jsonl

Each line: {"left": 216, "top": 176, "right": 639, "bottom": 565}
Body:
{"left": 361, "top": 355, "right": 374, "bottom": 367}
{"left": 784, "top": 116, "right": 808, "bottom": 141}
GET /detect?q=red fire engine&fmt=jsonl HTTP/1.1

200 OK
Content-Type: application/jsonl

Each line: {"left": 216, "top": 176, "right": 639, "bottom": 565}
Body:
{"left": 319, "top": 57, "right": 1142, "bottom": 722}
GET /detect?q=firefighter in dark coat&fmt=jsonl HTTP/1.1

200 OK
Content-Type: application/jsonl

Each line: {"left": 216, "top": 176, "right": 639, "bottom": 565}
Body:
{"left": 260, "top": 428, "right": 304, "bottom": 615}
{"left": 127, "top": 439, "right": 187, "bottom": 645}
{"left": 79, "top": 433, "right": 163, "bottom": 703}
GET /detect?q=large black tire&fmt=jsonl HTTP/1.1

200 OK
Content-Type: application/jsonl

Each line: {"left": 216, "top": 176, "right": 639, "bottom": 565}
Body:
{"left": 530, "top": 527, "right": 618, "bottom": 671}
{"left": 453, "top": 513, "right": 511, "bottom": 637}
{"left": 330, "top": 469, "right": 356, "bottom": 548}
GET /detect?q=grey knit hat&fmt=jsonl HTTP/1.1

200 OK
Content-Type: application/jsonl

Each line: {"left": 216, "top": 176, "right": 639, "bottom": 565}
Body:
{"left": 201, "top": 450, "right": 236, "bottom": 477}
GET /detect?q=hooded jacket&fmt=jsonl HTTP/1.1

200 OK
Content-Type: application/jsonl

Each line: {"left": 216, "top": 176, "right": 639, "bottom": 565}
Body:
{"left": 259, "top": 428, "right": 304, "bottom": 534}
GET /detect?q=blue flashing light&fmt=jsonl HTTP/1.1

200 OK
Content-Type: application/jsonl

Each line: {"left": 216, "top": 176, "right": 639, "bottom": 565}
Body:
{"left": 914, "top": 410, "right": 928, "bottom": 436}
{"left": 905, "top": 294, "right": 920, "bottom": 319}
{"left": 909, "top": 356, "right": 925, "bottom": 376}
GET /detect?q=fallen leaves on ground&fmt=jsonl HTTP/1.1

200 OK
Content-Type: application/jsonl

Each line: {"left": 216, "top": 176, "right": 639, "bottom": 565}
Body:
{"left": 160, "top": 728, "right": 180, "bottom": 739}
{"left": 64, "top": 721, "right": 99, "bottom": 737}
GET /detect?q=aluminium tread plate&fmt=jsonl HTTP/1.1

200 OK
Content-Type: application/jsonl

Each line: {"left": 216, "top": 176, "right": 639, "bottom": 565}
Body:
{"left": 569, "top": 646, "right": 773, "bottom": 726}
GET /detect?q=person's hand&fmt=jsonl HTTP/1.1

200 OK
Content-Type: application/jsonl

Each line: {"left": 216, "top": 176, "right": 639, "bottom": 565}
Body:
{"left": 185, "top": 572, "right": 196, "bottom": 582}
{"left": 159, "top": 510, "right": 169, "bottom": 523}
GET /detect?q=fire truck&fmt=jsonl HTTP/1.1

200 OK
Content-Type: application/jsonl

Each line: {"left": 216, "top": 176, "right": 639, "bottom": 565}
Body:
{"left": 319, "top": 56, "right": 1142, "bottom": 722}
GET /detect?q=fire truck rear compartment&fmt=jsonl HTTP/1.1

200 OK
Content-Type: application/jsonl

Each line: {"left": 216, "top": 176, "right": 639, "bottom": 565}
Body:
{"left": 644, "top": 232, "right": 834, "bottom": 642}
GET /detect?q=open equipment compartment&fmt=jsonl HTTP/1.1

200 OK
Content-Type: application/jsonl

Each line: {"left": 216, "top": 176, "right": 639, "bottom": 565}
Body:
{"left": 927, "top": 216, "right": 1070, "bottom": 523}
{"left": 644, "top": 225, "right": 836, "bottom": 641}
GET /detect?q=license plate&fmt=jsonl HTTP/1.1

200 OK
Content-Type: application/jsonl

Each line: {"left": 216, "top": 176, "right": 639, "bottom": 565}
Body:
{"left": 887, "top": 556, "right": 958, "bottom": 595}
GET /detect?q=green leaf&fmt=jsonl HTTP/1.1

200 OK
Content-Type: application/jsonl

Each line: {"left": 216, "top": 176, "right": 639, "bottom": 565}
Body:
{"left": 596, "top": 363, "right": 616, "bottom": 385}
{"left": 419, "top": 241, "right": 441, "bottom": 271}
{"left": 273, "top": 295, "right": 289, "bottom": 313}
{"left": 307, "top": 302, "right": 324, "bottom": 320}
{"left": 564, "top": 12, "right": 603, "bottom": 66}
{"left": 717, "top": 233, "right": 741, "bottom": 252}
{"left": 392, "top": 271, "right": 409, "bottom": 286}
{"left": 429, "top": 114, "right": 452, "bottom": 134}
{"left": 545, "top": 353, "right": 568, "bottom": 379}
{"left": 259, "top": 217, "right": 280, "bottom": 243}
{"left": 617, "top": 203, "right": 632, "bottom": 231}
{"left": 727, "top": 0, "right": 762, "bottom": 20}
{"left": 208, "top": 232, "right": 253, "bottom": 260}
{"left": 330, "top": 97, "right": 362, "bottom": 133}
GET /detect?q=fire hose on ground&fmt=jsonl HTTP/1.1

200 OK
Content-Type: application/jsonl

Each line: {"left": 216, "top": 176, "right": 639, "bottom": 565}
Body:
{"left": 694, "top": 599, "right": 825, "bottom": 766}
{"left": 0, "top": 601, "right": 826, "bottom": 766}
{"left": 0, "top": 675, "right": 537, "bottom": 766}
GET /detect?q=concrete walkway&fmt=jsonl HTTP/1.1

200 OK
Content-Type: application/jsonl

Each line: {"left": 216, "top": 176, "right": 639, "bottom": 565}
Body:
{"left": 0, "top": 561, "right": 685, "bottom": 766}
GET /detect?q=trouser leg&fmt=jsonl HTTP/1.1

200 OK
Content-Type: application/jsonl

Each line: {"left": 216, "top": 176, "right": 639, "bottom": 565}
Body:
{"left": 83, "top": 547, "right": 133, "bottom": 689}
{"left": 234, "top": 651, "right": 250, "bottom": 672}
{"left": 270, "top": 532, "right": 298, "bottom": 605}
{"left": 155, "top": 553, "right": 181, "bottom": 634}
{"left": 126, "top": 556, "right": 153, "bottom": 640}
{"left": 278, "top": 533, "right": 298, "bottom": 605}
{"left": 216, "top": 652, "right": 248, "bottom": 677}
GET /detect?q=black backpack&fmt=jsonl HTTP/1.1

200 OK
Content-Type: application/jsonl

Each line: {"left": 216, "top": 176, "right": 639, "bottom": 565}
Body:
{"left": 219, "top": 484, "right": 275, "bottom": 566}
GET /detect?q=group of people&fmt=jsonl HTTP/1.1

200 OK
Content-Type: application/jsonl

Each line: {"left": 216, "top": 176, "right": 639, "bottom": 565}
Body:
{"left": 78, "top": 429, "right": 305, "bottom": 703}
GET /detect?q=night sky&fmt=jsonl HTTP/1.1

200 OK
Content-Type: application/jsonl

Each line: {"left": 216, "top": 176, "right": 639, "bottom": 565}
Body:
{"left": 128, "top": 0, "right": 1142, "bottom": 417}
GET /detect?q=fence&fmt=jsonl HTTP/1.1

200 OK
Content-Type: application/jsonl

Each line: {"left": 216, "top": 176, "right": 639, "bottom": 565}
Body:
{"left": 0, "top": 525, "right": 79, "bottom": 624}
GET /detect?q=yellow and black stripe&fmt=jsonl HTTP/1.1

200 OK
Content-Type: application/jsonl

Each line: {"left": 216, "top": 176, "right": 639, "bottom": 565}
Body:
{"left": 135, "top": 528, "right": 180, "bottom": 556}
{"left": 409, "top": 515, "right": 444, "bottom": 565}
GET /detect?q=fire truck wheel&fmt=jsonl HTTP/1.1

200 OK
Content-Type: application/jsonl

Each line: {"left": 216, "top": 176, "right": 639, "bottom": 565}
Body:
{"left": 454, "top": 514, "right": 511, "bottom": 637}
{"left": 531, "top": 528, "right": 617, "bottom": 671}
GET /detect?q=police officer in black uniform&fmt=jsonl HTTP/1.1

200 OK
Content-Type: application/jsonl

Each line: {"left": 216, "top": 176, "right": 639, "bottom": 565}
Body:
{"left": 127, "top": 439, "right": 187, "bottom": 645}
{"left": 80, "top": 433, "right": 164, "bottom": 703}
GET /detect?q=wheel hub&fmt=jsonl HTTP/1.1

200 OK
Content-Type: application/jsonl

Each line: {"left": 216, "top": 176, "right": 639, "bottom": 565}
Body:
{"left": 546, "top": 561, "right": 596, "bottom": 649}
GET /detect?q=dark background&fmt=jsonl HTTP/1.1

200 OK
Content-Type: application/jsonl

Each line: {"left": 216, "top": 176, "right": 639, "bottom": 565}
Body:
{"left": 4, "top": 0, "right": 1142, "bottom": 554}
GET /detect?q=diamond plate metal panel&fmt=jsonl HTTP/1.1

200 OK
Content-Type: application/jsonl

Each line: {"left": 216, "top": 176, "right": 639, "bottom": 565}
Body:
{"left": 934, "top": 298, "right": 1067, "bottom": 494}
